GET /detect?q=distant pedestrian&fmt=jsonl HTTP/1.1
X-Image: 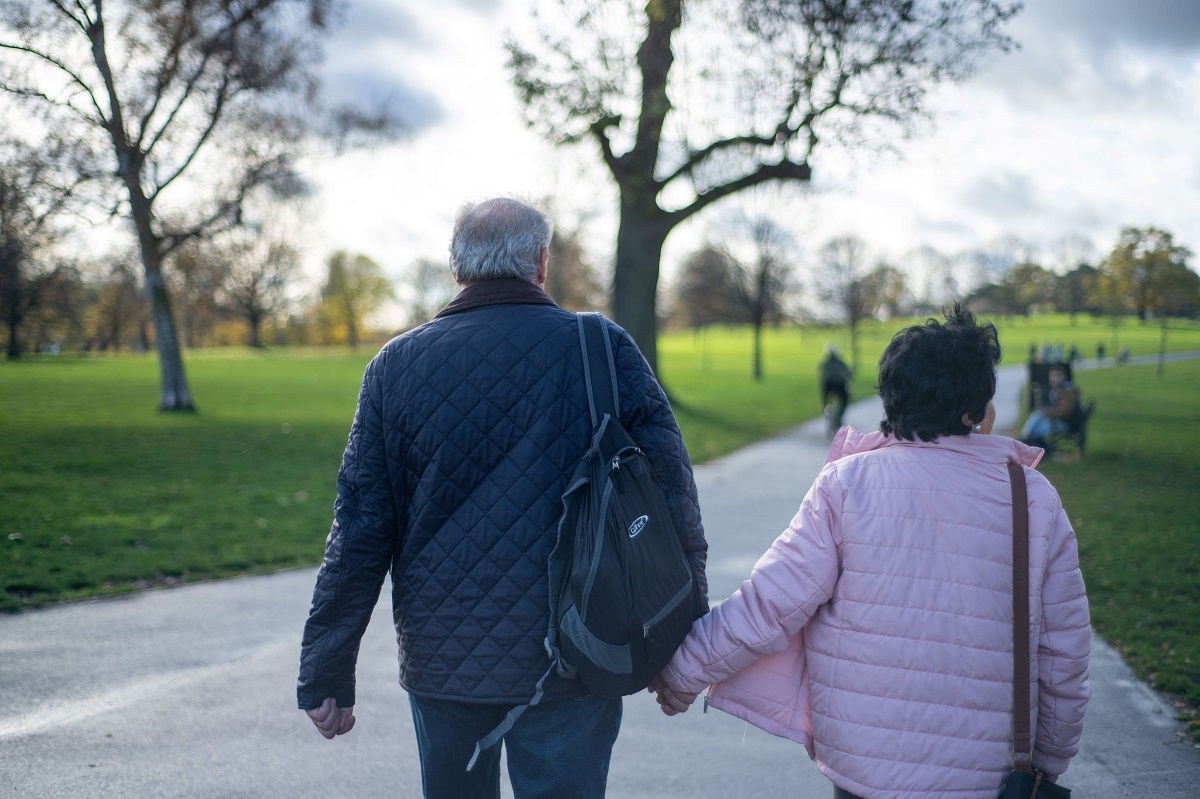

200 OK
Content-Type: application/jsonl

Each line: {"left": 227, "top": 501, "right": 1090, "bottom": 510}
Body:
{"left": 819, "top": 345, "right": 853, "bottom": 433}
{"left": 298, "top": 197, "right": 709, "bottom": 798}
{"left": 652, "top": 305, "right": 1090, "bottom": 799}
{"left": 1097, "top": 341, "right": 1106, "bottom": 364}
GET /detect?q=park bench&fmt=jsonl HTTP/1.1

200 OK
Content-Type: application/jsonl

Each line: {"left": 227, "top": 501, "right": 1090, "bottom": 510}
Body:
{"left": 1025, "top": 362, "right": 1094, "bottom": 459}
{"left": 1047, "top": 398, "right": 1096, "bottom": 459}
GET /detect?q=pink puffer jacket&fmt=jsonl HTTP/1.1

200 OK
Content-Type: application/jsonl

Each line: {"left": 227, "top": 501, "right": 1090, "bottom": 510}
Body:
{"left": 663, "top": 428, "right": 1090, "bottom": 799}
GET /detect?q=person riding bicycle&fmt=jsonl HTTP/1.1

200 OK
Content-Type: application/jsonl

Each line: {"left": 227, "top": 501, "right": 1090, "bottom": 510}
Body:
{"left": 820, "top": 345, "right": 853, "bottom": 431}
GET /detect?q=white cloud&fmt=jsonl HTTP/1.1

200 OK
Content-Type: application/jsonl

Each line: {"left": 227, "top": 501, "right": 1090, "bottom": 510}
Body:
{"left": 305, "top": 0, "right": 1200, "bottom": 301}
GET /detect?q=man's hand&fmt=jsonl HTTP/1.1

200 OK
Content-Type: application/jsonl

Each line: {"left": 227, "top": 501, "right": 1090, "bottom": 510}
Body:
{"left": 648, "top": 674, "right": 699, "bottom": 716}
{"left": 305, "top": 697, "right": 356, "bottom": 739}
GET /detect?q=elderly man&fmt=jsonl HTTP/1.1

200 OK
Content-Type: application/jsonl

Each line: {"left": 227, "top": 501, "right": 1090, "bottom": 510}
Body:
{"left": 298, "top": 197, "right": 708, "bottom": 798}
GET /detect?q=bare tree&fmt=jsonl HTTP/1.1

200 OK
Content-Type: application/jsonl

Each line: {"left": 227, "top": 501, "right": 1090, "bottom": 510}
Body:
{"left": 816, "top": 235, "right": 874, "bottom": 370}
{"left": 861, "top": 262, "right": 909, "bottom": 318}
{"left": 87, "top": 256, "right": 146, "bottom": 351}
{"left": 216, "top": 233, "right": 299, "bottom": 348}
{"left": 405, "top": 257, "right": 458, "bottom": 327}
{"left": 546, "top": 226, "right": 606, "bottom": 312}
{"left": 672, "top": 244, "right": 743, "bottom": 329}
{"left": 723, "top": 216, "right": 796, "bottom": 380}
{"left": 169, "top": 241, "right": 225, "bottom": 349}
{"left": 508, "top": 0, "right": 1019, "bottom": 372}
{"left": 0, "top": 137, "right": 84, "bottom": 358}
{"left": 968, "top": 235, "right": 1031, "bottom": 291}
{"left": 0, "top": 1, "right": 398, "bottom": 407}
{"left": 905, "top": 245, "right": 957, "bottom": 313}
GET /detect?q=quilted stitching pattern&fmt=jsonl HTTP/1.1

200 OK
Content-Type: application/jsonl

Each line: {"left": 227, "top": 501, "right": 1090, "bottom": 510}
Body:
{"left": 667, "top": 436, "right": 1088, "bottom": 799}
{"left": 299, "top": 302, "right": 706, "bottom": 707}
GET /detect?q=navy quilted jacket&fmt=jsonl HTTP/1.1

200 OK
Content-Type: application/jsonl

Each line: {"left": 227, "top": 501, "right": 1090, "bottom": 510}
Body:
{"left": 298, "top": 280, "right": 707, "bottom": 708}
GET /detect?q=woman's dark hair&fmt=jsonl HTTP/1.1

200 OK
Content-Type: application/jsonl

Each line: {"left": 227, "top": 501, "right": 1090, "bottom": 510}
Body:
{"left": 877, "top": 304, "right": 1002, "bottom": 442}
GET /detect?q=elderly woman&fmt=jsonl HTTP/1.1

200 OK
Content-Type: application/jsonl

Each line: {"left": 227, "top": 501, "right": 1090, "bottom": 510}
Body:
{"left": 654, "top": 306, "right": 1091, "bottom": 799}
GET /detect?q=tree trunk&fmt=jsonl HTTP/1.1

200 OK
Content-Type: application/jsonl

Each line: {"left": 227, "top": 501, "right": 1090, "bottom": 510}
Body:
{"left": 752, "top": 319, "right": 763, "bottom": 381}
{"left": 612, "top": 204, "right": 669, "bottom": 374}
{"left": 5, "top": 314, "right": 19, "bottom": 359}
{"left": 1157, "top": 318, "right": 1168, "bottom": 378}
{"left": 249, "top": 312, "right": 263, "bottom": 349}
{"left": 92, "top": 11, "right": 194, "bottom": 410}
{"left": 142, "top": 262, "right": 195, "bottom": 410}
{"left": 122, "top": 167, "right": 195, "bottom": 409}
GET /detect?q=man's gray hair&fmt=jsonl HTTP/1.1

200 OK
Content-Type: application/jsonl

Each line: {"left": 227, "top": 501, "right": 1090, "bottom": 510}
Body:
{"left": 449, "top": 197, "right": 553, "bottom": 284}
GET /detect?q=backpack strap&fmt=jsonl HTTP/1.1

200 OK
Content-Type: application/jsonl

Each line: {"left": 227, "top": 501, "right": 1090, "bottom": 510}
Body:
{"left": 577, "top": 313, "right": 619, "bottom": 425}
{"left": 468, "top": 314, "right": 618, "bottom": 773}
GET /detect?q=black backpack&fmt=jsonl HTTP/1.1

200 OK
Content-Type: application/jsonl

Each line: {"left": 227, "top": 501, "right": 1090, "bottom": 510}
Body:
{"left": 467, "top": 313, "right": 696, "bottom": 769}
{"left": 545, "top": 313, "right": 696, "bottom": 698}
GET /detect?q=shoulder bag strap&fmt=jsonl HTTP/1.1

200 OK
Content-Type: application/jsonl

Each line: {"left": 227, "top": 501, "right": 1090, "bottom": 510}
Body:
{"left": 577, "top": 313, "right": 619, "bottom": 425}
{"left": 1008, "top": 461, "right": 1033, "bottom": 774}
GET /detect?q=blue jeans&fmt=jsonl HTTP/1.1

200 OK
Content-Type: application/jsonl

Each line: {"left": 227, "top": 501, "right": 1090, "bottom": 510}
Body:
{"left": 408, "top": 693, "right": 622, "bottom": 799}
{"left": 1021, "top": 411, "right": 1069, "bottom": 442}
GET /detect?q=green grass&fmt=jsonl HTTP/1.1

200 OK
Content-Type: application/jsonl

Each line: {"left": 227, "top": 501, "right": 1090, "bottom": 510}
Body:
{"left": 661, "top": 314, "right": 1200, "bottom": 460}
{"left": 1, "top": 349, "right": 371, "bottom": 611}
{"left": 3, "top": 314, "right": 1200, "bottom": 731}
{"left": 1036, "top": 360, "right": 1200, "bottom": 719}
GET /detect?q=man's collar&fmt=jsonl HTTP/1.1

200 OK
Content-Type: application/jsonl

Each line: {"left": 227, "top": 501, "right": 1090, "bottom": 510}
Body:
{"left": 435, "top": 278, "right": 559, "bottom": 319}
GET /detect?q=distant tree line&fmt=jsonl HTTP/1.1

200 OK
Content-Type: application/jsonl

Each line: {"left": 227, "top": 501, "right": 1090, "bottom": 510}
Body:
{"left": 662, "top": 222, "right": 1199, "bottom": 376}
{"left": 0, "top": 220, "right": 607, "bottom": 356}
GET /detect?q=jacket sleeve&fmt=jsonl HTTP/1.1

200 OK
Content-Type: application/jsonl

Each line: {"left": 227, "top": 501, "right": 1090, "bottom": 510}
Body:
{"left": 1044, "top": 386, "right": 1079, "bottom": 420}
{"left": 610, "top": 325, "right": 709, "bottom": 617}
{"left": 297, "top": 355, "right": 399, "bottom": 710}
{"left": 663, "top": 467, "right": 842, "bottom": 694}
{"left": 1033, "top": 496, "right": 1091, "bottom": 776}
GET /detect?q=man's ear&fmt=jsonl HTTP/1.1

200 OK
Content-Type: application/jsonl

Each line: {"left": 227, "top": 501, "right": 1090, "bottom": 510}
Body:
{"left": 536, "top": 246, "right": 549, "bottom": 287}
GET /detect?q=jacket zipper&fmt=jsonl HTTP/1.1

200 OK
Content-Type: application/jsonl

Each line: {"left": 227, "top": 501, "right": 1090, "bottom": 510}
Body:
{"left": 642, "top": 581, "right": 692, "bottom": 638}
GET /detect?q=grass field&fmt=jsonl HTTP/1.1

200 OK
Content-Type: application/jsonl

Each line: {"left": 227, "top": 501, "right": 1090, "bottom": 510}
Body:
{"left": 1037, "top": 360, "right": 1200, "bottom": 722}
{"left": 1, "top": 351, "right": 369, "bottom": 610}
{"left": 2, "top": 313, "right": 1200, "bottom": 729}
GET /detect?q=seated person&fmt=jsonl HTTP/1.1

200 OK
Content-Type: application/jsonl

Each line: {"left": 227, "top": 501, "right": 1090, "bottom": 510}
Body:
{"left": 1020, "top": 364, "right": 1080, "bottom": 449}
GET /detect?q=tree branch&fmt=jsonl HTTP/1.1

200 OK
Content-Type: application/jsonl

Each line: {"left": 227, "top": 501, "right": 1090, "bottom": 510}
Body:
{"left": 0, "top": 82, "right": 104, "bottom": 127}
{"left": 668, "top": 158, "right": 812, "bottom": 225}
{"left": 661, "top": 132, "right": 787, "bottom": 186}
{"left": 45, "top": 0, "right": 92, "bottom": 32}
{"left": 150, "top": 75, "right": 235, "bottom": 199}
{"left": 139, "top": 46, "right": 220, "bottom": 156}
{"left": 134, "top": 21, "right": 198, "bottom": 151}
{"left": 159, "top": 157, "right": 278, "bottom": 255}
{"left": 0, "top": 42, "right": 107, "bottom": 121}
{"left": 588, "top": 114, "right": 624, "bottom": 175}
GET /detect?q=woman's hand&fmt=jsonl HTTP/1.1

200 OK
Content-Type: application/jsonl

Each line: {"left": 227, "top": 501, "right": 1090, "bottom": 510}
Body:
{"left": 648, "top": 673, "right": 699, "bottom": 716}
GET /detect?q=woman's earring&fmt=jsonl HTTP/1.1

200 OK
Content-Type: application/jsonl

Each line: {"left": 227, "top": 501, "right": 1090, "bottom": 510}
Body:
{"left": 973, "top": 423, "right": 982, "bottom": 432}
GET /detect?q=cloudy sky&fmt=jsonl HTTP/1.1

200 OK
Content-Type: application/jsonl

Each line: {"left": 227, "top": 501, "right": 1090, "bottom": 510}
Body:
{"left": 305, "top": 0, "right": 1200, "bottom": 296}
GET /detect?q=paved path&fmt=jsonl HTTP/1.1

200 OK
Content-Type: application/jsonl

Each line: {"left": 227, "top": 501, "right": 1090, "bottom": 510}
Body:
{"left": 3, "top": 362, "right": 1199, "bottom": 797}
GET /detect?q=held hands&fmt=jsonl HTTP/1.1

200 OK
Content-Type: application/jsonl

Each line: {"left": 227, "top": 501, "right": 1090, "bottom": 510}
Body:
{"left": 648, "top": 673, "right": 699, "bottom": 716}
{"left": 305, "top": 697, "right": 356, "bottom": 739}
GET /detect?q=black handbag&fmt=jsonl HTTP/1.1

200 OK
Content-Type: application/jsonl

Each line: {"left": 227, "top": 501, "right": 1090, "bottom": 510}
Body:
{"left": 1001, "top": 462, "right": 1071, "bottom": 799}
